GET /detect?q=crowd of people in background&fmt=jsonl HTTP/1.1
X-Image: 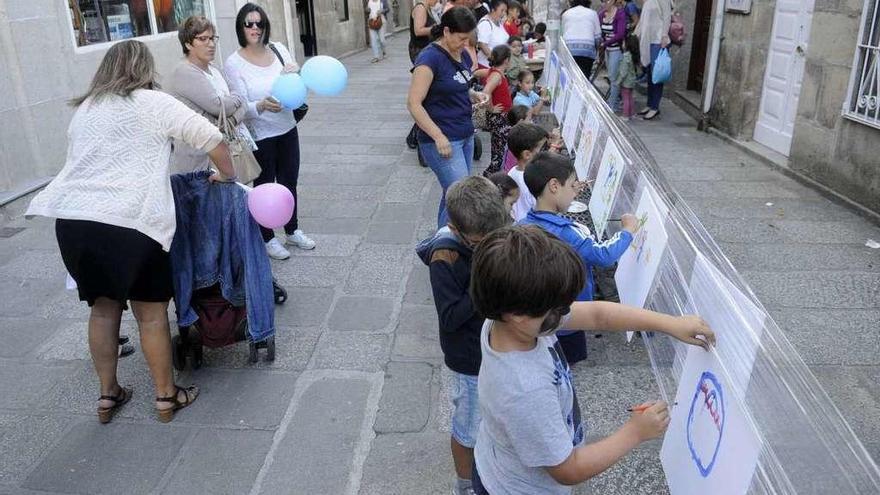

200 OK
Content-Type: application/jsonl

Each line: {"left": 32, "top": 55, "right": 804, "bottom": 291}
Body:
{"left": 409, "top": 0, "right": 674, "bottom": 227}
{"left": 407, "top": 1, "right": 704, "bottom": 493}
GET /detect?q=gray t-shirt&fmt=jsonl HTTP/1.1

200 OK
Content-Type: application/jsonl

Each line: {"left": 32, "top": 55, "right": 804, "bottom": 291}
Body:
{"left": 474, "top": 320, "right": 586, "bottom": 494}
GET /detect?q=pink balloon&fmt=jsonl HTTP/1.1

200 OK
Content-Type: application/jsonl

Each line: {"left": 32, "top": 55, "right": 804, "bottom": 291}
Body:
{"left": 247, "top": 183, "right": 295, "bottom": 229}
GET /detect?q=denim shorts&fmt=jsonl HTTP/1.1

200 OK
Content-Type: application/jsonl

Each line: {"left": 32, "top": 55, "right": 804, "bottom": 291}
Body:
{"left": 449, "top": 369, "right": 481, "bottom": 448}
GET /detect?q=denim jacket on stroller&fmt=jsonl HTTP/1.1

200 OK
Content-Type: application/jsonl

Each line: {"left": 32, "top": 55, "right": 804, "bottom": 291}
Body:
{"left": 169, "top": 171, "right": 276, "bottom": 344}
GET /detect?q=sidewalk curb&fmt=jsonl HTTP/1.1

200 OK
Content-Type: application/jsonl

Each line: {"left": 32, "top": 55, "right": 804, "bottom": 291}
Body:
{"left": 706, "top": 127, "right": 880, "bottom": 226}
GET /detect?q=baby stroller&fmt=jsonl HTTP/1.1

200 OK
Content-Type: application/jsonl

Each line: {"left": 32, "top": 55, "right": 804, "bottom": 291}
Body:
{"left": 169, "top": 171, "right": 282, "bottom": 370}
{"left": 172, "top": 280, "right": 286, "bottom": 370}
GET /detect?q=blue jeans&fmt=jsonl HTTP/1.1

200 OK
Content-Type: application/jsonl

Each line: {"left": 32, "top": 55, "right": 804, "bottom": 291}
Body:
{"left": 369, "top": 25, "right": 386, "bottom": 59}
{"left": 449, "top": 370, "right": 481, "bottom": 448}
{"left": 419, "top": 136, "right": 474, "bottom": 228}
{"left": 605, "top": 48, "right": 622, "bottom": 111}
{"left": 646, "top": 43, "right": 664, "bottom": 110}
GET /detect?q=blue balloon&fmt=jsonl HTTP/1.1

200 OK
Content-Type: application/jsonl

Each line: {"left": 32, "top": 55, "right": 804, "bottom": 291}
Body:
{"left": 300, "top": 56, "right": 348, "bottom": 96}
{"left": 271, "top": 73, "right": 307, "bottom": 109}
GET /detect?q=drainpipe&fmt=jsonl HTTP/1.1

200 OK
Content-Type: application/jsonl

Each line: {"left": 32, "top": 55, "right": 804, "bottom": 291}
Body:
{"left": 701, "top": 0, "right": 726, "bottom": 114}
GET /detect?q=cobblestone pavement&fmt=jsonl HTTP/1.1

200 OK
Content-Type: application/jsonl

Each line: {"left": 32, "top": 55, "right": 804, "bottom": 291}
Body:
{"left": 1, "top": 34, "right": 878, "bottom": 494}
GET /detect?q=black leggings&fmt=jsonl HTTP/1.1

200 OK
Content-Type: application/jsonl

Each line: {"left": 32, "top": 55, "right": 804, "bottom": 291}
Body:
{"left": 253, "top": 127, "right": 301, "bottom": 242}
{"left": 574, "top": 55, "right": 595, "bottom": 81}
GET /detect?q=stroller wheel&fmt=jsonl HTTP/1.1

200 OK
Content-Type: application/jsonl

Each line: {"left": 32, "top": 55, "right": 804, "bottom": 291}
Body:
{"left": 273, "top": 279, "right": 288, "bottom": 305}
{"left": 248, "top": 342, "right": 258, "bottom": 363}
{"left": 266, "top": 337, "right": 276, "bottom": 362}
{"left": 192, "top": 343, "right": 203, "bottom": 370}
{"left": 171, "top": 335, "right": 186, "bottom": 371}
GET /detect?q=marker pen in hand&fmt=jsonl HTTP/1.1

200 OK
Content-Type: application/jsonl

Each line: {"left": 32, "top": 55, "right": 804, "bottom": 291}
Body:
{"left": 627, "top": 402, "right": 677, "bottom": 413}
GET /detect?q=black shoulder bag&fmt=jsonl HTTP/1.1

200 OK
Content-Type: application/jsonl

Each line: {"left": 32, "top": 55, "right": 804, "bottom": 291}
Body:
{"left": 269, "top": 43, "right": 309, "bottom": 123}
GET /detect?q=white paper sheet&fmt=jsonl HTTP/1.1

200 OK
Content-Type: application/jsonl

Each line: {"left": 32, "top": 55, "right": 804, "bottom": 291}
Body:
{"left": 562, "top": 91, "right": 584, "bottom": 150}
{"left": 614, "top": 186, "right": 669, "bottom": 311}
{"left": 546, "top": 50, "right": 559, "bottom": 91}
{"left": 688, "top": 253, "right": 767, "bottom": 394}
{"left": 552, "top": 67, "right": 570, "bottom": 123}
{"left": 576, "top": 107, "right": 601, "bottom": 181}
{"left": 660, "top": 345, "right": 762, "bottom": 495}
{"left": 588, "top": 138, "right": 626, "bottom": 240}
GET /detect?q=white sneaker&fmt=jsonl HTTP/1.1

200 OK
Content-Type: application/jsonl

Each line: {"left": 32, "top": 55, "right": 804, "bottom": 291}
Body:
{"left": 265, "top": 238, "right": 291, "bottom": 260}
{"left": 286, "top": 230, "right": 316, "bottom": 250}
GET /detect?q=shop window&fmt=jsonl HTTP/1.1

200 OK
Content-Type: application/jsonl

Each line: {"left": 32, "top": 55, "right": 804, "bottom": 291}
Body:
{"left": 843, "top": 0, "right": 880, "bottom": 130}
{"left": 68, "top": 0, "right": 209, "bottom": 47}
{"left": 336, "top": 0, "right": 350, "bottom": 22}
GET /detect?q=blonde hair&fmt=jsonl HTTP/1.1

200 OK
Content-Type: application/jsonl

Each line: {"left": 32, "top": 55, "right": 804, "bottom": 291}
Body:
{"left": 70, "top": 40, "right": 159, "bottom": 107}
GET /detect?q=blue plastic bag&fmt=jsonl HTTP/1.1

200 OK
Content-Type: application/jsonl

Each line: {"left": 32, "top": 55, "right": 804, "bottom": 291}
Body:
{"left": 652, "top": 48, "right": 672, "bottom": 84}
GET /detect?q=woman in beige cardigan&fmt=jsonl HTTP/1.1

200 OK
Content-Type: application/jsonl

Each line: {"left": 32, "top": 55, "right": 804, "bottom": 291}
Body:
{"left": 166, "top": 16, "right": 268, "bottom": 173}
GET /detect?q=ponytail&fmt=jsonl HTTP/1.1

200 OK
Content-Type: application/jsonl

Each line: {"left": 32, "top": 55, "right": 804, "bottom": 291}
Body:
{"left": 488, "top": 44, "right": 511, "bottom": 67}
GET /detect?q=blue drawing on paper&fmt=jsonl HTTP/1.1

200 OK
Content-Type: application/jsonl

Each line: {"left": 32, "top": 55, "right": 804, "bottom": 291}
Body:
{"left": 686, "top": 371, "right": 725, "bottom": 478}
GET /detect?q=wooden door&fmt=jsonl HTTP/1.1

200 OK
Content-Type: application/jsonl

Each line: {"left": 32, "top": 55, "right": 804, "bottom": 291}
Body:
{"left": 687, "top": 0, "right": 713, "bottom": 91}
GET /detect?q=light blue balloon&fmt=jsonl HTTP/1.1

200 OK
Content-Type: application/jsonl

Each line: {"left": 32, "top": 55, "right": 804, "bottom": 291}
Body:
{"left": 300, "top": 56, "right": 348, "bottom": 96}
{"left": 271, "top": 73, "right": 308, "bottom": 109}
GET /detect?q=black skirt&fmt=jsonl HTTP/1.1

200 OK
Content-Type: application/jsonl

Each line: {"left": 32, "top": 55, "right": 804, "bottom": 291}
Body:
{"left": 55, "top": 219, "right": 173, "bottom": 306}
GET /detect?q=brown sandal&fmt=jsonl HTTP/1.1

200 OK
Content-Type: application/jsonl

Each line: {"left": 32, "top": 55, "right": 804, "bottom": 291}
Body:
{"left": 155, "top": 385, "right": 199, "bottom": 423}
{"left": 97, "top": 386, "right": 132, "bottom": 424}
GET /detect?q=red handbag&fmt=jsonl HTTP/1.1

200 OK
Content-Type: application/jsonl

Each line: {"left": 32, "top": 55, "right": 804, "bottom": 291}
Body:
{"left": 669, "top": 12, "right": 686, "bottom": 46}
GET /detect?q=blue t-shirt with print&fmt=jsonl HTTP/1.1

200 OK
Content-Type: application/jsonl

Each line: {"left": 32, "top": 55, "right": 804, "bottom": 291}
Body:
{"left": 513, "top": 90, "right": 541, "bottom": 109}
{"left": 414, "top": 44, "right": 475, "bottom": 144}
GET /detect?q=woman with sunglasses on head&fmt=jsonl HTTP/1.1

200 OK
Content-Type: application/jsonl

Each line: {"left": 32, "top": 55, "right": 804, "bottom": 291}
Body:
{"left": 167, "top": 16, "right": 255, "bottom": 174}
{"left": 224, "top": 3, "right": 316, "bottom": 261}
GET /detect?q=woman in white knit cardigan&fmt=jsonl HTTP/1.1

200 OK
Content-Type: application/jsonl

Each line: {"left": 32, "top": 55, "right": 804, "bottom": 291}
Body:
{"left": 635, "top": 0, "right": 672, "bottom": 120}
{"left": 27, "top": 40, "right": 236, "bottom": 424}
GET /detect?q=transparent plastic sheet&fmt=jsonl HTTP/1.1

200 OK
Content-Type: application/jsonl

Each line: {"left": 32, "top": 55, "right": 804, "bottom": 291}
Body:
{"left": 539, "top": 38, "right": 880, "bottom": 493}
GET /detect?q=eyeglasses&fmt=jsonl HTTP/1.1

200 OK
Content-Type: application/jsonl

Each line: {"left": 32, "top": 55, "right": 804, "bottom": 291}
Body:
{"left": 194, "top": 35, "right": 219, "bottom": 43}
{"left": 243, "top": 20, "right": 265, "bottom": 29}
{"left": 538, "top": 306, "right": 571, "bottom": 335}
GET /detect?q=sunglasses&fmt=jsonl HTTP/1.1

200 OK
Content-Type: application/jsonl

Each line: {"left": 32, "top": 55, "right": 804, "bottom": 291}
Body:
{"left": 538, "top": 306, "right": 571, "bottom": 335}
{"left": 243, "top": 20, "right": 265, "bottom": 29}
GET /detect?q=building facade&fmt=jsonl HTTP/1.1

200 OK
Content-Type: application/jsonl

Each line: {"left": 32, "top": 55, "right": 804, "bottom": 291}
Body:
{"left": 664, "top": 0, "right": 880, "bottom": 214}
{"left": 0, "top": 0, "right": 410, "bottom": 207}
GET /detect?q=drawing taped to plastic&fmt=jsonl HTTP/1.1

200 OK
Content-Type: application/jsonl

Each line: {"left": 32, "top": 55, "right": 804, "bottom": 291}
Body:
{"left": 546, "top": 50, "right": 559, "bottom": 92}
{"left": 552, "top": 66, "right": 570, "bottom": 123}
{"left": 573, "top": 106, "right": 601, "bottom": 181}
{"left": 688, "top": 371, "right": 725, "bottom": 477}
{"left": 660, "top": 345, "right": 761, "bottom": 495}
{"left": 614, "top": 186, "right": 668, "bottom": 341}
{"left": 562, "top": 91, "right": 584, "bottom": 150}
{"left": 588, "top": 138, "right": 626, "bottom": 240}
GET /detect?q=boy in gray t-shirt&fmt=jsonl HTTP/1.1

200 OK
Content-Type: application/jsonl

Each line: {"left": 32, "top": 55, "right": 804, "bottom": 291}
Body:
{"left": 469, "top": 226, "right": 715, "bottom": 494}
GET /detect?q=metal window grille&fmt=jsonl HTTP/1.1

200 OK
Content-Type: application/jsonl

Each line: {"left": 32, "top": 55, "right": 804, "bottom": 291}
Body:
{"left": 844, "top": 0, "right": 880, "bottom": 129}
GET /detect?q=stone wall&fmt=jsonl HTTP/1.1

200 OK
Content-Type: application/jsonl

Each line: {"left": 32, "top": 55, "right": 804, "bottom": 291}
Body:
{"left": 0, "top": 0, "right": 204, "bottom": 197}
{"left": 789, "top": 0, "right": 880, "bottom": 213}
{"left": 706, "top": 0, "right": 775, "bottom": 139}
